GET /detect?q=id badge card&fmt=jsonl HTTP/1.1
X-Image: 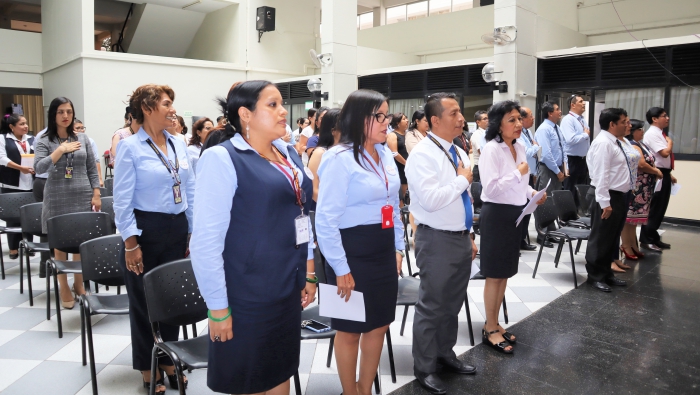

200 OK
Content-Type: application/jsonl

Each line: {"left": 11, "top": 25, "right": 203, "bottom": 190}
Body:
{"left": 381, "top": 205, "right": 394, "bottom": 229}
{"left": 65, "top": 166, "right": 73, "bottom": 179}
{"left": 172, "top": 184, "right": 183, "bottom": 204}
{"left": 295, "top": 214, "right": 310, "bottom": 245}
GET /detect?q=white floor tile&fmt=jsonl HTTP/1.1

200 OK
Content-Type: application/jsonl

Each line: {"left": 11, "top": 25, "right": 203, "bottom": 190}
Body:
{"left": 379, "top": 374, "right": 415, "bottom": 394}
{"left": 555, "top": 285, "right": 575, "bottom": 294}
{"left": 48, "top": 334, "right": 131, "bottom": 364}
{"left": 524, "top": 302, "right": 549, "bottom": 312}
{"left": 291, "top": 373, "right": 309, "bottom": 395}
{"left": 29, "top": 310, "right": 100, "bottom": 333}
{"left": 75, "top": 364, "right": 137, "bottom": 395}
{"left": 0, "top": 307, "right": 11, "bottom": 316}
{"left": 0, "top": 329, "right": 24, "bottom": 347}
{"left": 310, "top": 342, "right": 338, "bottom": 374}
{"left": 0, "top": 359, "right": 42, "bottom": 391}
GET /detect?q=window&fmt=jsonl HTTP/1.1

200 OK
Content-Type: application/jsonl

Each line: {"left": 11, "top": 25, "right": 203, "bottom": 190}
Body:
{"left": 357, "top": 12, "right": 373, "bottom": 30}
{"left": 407, "top": 1, "right": 428, "bottom": 21}
{"left": 386, "top": 5, "right": 407, "bottom": 25}
{"left": 429, "top": 0, "right": 451, "bottom": 15}
{"left": 670, "top": 86, "right": 700, "bottom": 154}
{"left": 452, "top": 0, "right": 474, "bottom": 12}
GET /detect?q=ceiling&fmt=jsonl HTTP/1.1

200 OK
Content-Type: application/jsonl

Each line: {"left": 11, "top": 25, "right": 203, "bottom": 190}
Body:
{"left": 112, "top": 0, "right": 238, "bottom": 14}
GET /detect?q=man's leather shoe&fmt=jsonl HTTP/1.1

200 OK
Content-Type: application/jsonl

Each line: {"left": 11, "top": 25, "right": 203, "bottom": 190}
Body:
{"left": 414, "top": 369, "right": 447, "bottom": 395}
{"left": 587, "top": 279, "right": 611, "bottom": 292}
{"left": 605, "top": 277, "right": 627, "bottom": 287}
{"left": 655, "top": 240, "right": 671, "bottom": 249}
{"left": 641, "top": 243, "right": 662, "bottom": 252}
{"left": 520, "top": 242, "right": 537, "bottom": 251}
{"left": 437, "top": 357, "right": 477, "bottom": 375}
{"left": 540, "top": 240, "right": 554, "bottom": 248}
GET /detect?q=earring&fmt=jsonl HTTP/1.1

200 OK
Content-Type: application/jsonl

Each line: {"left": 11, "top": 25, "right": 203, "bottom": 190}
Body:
{"left": 246, "top": 124, "right": 250, "bottom": 139}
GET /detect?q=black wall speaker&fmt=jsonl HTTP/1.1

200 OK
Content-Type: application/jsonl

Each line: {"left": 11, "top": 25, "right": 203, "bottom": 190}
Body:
{"left": 256, "top": 6, "right": 275, "bottom": 32}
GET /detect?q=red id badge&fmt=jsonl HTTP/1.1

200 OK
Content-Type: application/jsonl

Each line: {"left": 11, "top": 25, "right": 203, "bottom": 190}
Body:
{"left": 381, "top": 205, "right": 394, "bottom": 229}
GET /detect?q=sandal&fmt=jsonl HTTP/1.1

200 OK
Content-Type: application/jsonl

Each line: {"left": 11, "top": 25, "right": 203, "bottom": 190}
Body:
{"left": 143, "top": 377, "right": 166, "bottom": 395}
{"left": 166, "top": 372, "right": 188, "bottom": 390}
{"left": 486, "top": 321, "right": 516, "bottom": 344}
{"left": 482, "top": 328, "right": 513, "bottom": 354}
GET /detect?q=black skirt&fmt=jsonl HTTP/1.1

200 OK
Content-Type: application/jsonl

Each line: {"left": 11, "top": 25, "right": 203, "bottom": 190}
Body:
{"left": 327, "top": 224, "right": 397, "bottom": 333}
{"left": 479, "top": 202, "right": 525, "bottom": 279}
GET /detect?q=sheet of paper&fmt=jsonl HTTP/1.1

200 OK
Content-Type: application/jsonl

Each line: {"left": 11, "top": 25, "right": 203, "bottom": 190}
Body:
{"left": 654, "top": 179, "right": 662, "bottom": 192}
{"left": 515, "top": 179, "right": 550, "bottom": 227}
{"left": 21, "top": 154, "right": 34, "bottom": 169}
{"left": 671, "top": 183, "right": 681, "bottom": 196}
{"left": 318, "top": 283, "right": 366, "bottom": 322}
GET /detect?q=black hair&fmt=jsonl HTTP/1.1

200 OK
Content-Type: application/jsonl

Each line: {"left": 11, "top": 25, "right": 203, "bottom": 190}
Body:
{"left": 627, "top": 118, "right": 645, "bottom": 141}
{"left": 646, "top": 106, "right": 667, "bottom": 125}
{"left": 425, "top": 93, "right": 458, "bottom": 128}
{"left": 567, "top": 94, "right": 581, "bottom": 110}
{"left": 314, "top": 106, "right": 330, "bottom": 133}
{"left": 74, "top": 119, "right": 83, "bottom": 125}
{"left": 389, "top": 112, "right": 405, "bottom": 130}
{"left": 337, "top": 89, "right": 387, "bottom": 169}
{"left": 296, "top": 117, "right": 306, "bottom": 127}
{"left": 474, "top": 110, "right": 487, "bottom": 123}
{"left": 124, "top": 107, "right": 131, "bottom": 120}
{"left": 409, "top": 110, "right": 426, "bottom": 130}
{"left": 177, "top": 115, "right": 187, "bottom": 135}
{"left": 519, "top": 108, "right": 528, "bottom": 118}
{"left": 541, "top": 101, "right": 558, "bottom": 121}
{"left": 190, "top": 117, "right": 213, "bottom": 146}
{"left": 307, "top": 108, "right": 318, "bottom": 119}
{"left": 485, "top": 100, "right": 521, "bottom": 143}
{"left": 47, "top": 97, "right": 77, "bottom": 143}
{"left": 317, "top": 108, "right": 341, "bottom": 148}
{"left": 599, "top": 108, "right": 628, "bottom": 131}
{"left": 1, "top": 114, "right": 24, "bottom": 135}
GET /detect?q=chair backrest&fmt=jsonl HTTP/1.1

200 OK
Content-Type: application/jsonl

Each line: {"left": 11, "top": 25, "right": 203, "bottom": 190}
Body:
{"left": 576, "top": 184, "right": 592, "bottom": 216}
{"left": 100, "top": 197, "right": 116, "bottom": 233}
{"left": 552, "top": 190, "right": 578, "bottom": 223}
{"left": 143, "top": 258, "right": 207, "bottom": 327}
{"left": 47, "top": 212, "right": 112, "bottom": 254}
{"left": 20, "top": 202, "right": 45, "bottom": 236}
{"left": 471, "top": 182, "right": 483, "bottom": 213}
{"left": 533, "top": 197, "right": 559, "bottom": 235}
{"left": 0, "top": 192, "right": 36, "bottom": 222}
{"left": 79, "top": 234, "right": 125, "bottom": 286}
{"left": 99, "top": 187, "right": 110, "bottom": 197}
{"left": 104, "top": 178, "right": 114, "bottom": 197}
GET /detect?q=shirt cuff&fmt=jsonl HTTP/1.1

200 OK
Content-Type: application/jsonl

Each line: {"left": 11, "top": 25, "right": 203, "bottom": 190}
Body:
{"left": 332, "top": 261, "right": 351, "bottom": 277}
{"left": 205, "top": 297, "right": 229, "bottom": 311}
{"left": 455, "top": 174, "right": 469, "bottom": 191}
{"left": 0, "top": 157, "right": 11, "bottom": 166}
{"left": 513, "top": 169, "right": 523, "bottom": 182}
{"left": 598, "top": 200, "right": 611, "bottom": 209}
{"left": 307, "top": 243, "right": 315, "bottom": 261}
{"left": 119, "top": 227, "right": 142, "bottom": 241}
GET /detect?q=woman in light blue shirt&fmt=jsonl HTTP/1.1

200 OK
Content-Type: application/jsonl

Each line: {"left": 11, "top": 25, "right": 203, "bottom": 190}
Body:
{"left": 113, "top": 84, "right": 194, "bottom": 395}
{"left": 315, "top": 89, "right": 404, "bottom": 395}
{"left": 186, "top": 117, "right": 214, "bottom": 174}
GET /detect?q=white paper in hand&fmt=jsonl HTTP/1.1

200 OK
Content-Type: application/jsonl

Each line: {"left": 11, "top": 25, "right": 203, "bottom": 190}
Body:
{"left": 654, "top": 179, "right": 662, "bottom": 193}
{"left": 318, "top": 283, "right": 366, "bottom": 322}
{"left": 671, "top": 183, "right": 681, "bottom": 196}
{"left": 515, "top": 179, "right": 550, "bottom": 227}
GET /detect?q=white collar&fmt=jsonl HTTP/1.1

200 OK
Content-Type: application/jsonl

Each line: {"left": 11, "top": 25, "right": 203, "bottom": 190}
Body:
{"left": 231, "top": 133, "right": 291, "bottom": 155}
{"left": 569, "top": 111, "right": 583, "bottom": 119}
{"left": 7, "top": 133, "right": 29, "bottom": 142}
{"left": 427, "top": 132, "right": 454, "bottom": 152}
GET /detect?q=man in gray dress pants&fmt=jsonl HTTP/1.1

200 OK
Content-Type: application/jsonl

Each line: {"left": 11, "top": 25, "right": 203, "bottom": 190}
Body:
{"left": 405, "top": 93, "right": 478, "bottom": 395}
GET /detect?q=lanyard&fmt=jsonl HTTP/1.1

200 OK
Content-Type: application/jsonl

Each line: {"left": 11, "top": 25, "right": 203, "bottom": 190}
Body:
{"left": 60, "top": 137, "right": 75, "bottom": 168}
{"left": 459, "top": 134, "right": 468, "bottom": 151}
{"left": 145, "top": 138, "right": 180, "bottom": 185}
{"left": 569, "top": 112, "right": 585, "bottom": 129}
{"left": 361, "top": 148, "right": 389, "bottom": 204}
{"left": 257, "top": 144, "right": 305, "bottom": 211}
{"left": 427, "top": 134, "right": 462, "bottom": 174}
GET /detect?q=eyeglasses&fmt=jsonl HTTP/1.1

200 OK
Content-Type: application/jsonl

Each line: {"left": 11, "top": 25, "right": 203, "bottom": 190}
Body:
{"left": 372, "top": 113, "right": 393, "bottom": 123}
{"left": 75, "top": 126, "right": 86, "bottom": 131}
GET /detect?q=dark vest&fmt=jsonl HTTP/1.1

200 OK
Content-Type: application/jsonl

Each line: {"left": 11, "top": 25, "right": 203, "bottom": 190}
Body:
{"left": 0, "top": 135, "right": 34, "bottom": 187}
{"left": 221, "top": 140, "right": 314, "bottom": 305}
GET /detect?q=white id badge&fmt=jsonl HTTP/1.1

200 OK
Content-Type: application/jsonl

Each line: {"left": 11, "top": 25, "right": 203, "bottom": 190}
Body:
{"left": 295, "top": 215, "right": 310, "bottom": 245}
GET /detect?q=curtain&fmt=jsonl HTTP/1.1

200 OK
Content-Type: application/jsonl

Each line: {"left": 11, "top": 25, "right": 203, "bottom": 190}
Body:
{"left": 605, "top": 88, "right": 665, "bottom": 128}
{"left": 669, "top": 86, "right": 700, "bottom": 154}
{"left": 389, "top": 98, "right": 424, "bottom": 119}
{"left": 12, "top": 94, "right": 44, "bottom": 134}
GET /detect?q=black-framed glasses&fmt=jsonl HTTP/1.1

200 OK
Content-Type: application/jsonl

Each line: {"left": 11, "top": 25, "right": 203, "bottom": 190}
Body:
{"left": 372, "top": 112, "right": 393, "bottom": 123}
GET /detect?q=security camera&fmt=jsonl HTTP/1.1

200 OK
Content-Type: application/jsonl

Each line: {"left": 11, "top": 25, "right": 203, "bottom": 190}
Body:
{"left": 519, "top": 92, "right": 528, "bottom": 97}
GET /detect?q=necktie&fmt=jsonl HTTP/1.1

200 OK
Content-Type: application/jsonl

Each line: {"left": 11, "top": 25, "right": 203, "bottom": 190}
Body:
{"left": 662, "top": 130, "right": 675, "bottom": 170}
{"left": 616, "top": 140, "right": 635, "bottom": 191}
{"left": 19, "top": 141, "right": 27, "bottom": 153}
{"left": 554, "top": 125, "right": 565, "bottom": 166}
{"left": 449, "top": 145, "right": 473, "bottom": 231}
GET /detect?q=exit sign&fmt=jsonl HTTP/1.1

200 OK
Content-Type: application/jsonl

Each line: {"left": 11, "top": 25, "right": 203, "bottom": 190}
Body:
{"left": 182, "top": 111, "right": 193, "bottom": 117}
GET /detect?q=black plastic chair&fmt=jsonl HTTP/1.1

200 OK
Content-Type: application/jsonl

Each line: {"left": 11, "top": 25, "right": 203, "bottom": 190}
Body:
{"left": 98, "top": 187, "right": 109, "bottom": 198}
{"left": 552, "top": 190, "right": 590, "bottom": 256}
{"left": 78, "top": 234, "right": 129, "bottom": 395}
{"left": 0, "top": 192, "right": 36, "bottom": 279}
{"left": 143, "top": 259, "right": 208, "bottom": 395}
{"left": 103, "top": 178, "right": 114, "bottom": 197}
{"left": 99, "top": 197, "right": 116, "bottom": 234}
{"left": 471, "top": 182, "right": 483, "bottom": 234}
{"left": 576, "top": 184, "right": 593, "bottom": 217}
{"left": 531, "top": 197, "right": 589, "bottom": 289}
{"left": 46, "top": 212, "right": 112, "bottom": 338}
{"left": 18, "top": 202, "right": 50, "bottom": 305}
{"left": 464, "top": 260, "right": 509, "bottom": 347}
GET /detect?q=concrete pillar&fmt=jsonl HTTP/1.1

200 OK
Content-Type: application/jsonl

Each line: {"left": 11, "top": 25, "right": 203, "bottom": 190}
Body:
{"left": 492, "top": 0, "right": 537, "bottom": 110}
{"left": 373, "top": 3, "right": 386, "bottom": 27}
{"left": 321, "top": 0, "right": 357, "bottom": 108}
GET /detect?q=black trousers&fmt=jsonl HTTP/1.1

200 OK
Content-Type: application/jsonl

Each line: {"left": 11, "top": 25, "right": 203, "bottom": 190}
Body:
{"left": 32, "top": 178, "right": 49, "bottom": 278}
{"left": 563, "top": 156, "right": 588, "bottom": 208}
{"left": 122, "top": 210, "right": 188, "bottom": 371}
{"left": 585, "top": 190, "right": 627, "bottom": 282}
{"left": 640, "top": 168, "right": 672, "bottom": 244}
{"left": 1, "top": 187, "right": 31, "bottom": 250}
{"left": 521, "top": 174, "right": 536, "bottom": 243}
{"left": 472, "top": 165, "right": 480, "bottom": 183}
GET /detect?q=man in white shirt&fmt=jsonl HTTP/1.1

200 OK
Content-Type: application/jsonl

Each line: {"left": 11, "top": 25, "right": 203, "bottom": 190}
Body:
{"left": 469, "top": 110, "right": 488, "bottom": 182}
{"left": 405, "top": 93, "right": 477, "bottom": 394}
{"left": 517, "top": 107, "right": 539, "bottom": 251}
{"left": 585, "top": 108, "right": 632, "bottom": 292}
{"left": 561, "top": 95, "right": 591, "bottom": 208}
{"left": 640, "top": 107, "right": 677, "bottom": 250}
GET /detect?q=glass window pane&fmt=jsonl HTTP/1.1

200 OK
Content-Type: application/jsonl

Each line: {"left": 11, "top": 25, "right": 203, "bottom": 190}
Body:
{"left": 407, "top": 1, "right": 428, "bottom": 21}
{"left": 452, "top": 0, "right": 474, "bottom": 12}
{"left": 358, "top": 12, "right": 373, "bottom": 30}
{"left": 386, "top": 5, "right": 406, "bottom": 25}
{"left": 429, "top": 0, "right": 452, "bottom": 15}
{"left": 670, "top": 86, "right": 700, "bottom": 154}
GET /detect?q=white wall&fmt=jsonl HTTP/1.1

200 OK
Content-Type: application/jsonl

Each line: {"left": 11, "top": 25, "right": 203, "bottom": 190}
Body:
{"left": 536, "top": 16, "right": 587, "bottom": 52}
{"left": 42, "top": 58, "right": 85, "bottom": 125}
{"left": 666, "top": 161, "right": 700, "bottom": 221}
{"left": 357, "top": 46, "right": 420, "bottom": 71}
{"left": 0, "top": 29, "right": 42, "bottom": 89}
{"left": 185, "top": 4, "right": 240, "bottom": 63}
{"left": 126, "top": 4, "right": 206, "bottom": 58}
{"left": 41, "top": 0, "right": 92, "bottom": 70}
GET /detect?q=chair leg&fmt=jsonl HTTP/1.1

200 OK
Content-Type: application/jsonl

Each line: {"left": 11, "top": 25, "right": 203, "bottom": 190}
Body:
{"left": 105, "top": 285, "right": 109, "bottom": 291}
{"left": 117, "top": 286, "right": 121, "bottom": 295}
{"left": 80, "top": 297, "right": 87, "bottom": 366}
{"left": 568, "top": 240, "right": 578, "bottom": 289}
{"left": 85, "top": 306, "right": 98, "bottom": 395}
{"left": 502, "top": 296, "right": 509, "bottom": 325}
{"left": 19, "top": 244, "right": 23, "bottom": 294}
{"left": 53, "top": 266, "right": 63, "bottom": 338}
{"left": 150, "top": 346, "right": 159, "bottom": 395}
{"left": 386, "top": 328, "right": 396, "bottom": 383}
{"left": 464, "top": 294, "right": 474, "bottom": 346}
{"left": 554, "top": 240, "right": 564, "bottom": 267}
{"left": 46, "top": 261, "right": 51, "bottom": 320}
{"left": 326, "top": 336, "right": 334, "bottom": 368}
{"left": 575, "top": 239, "right": 582, "bottom": 255}
{"left": 293, "top": 370, "right": 302, "bottom": 395}
{"left": 94, "top": 281, "right": 99, "bottom": 294}
{"left": 26, "top": 249, "right": 33, "bottom": 306}
{"left": 173, "top": 358, "right": 186, "bottom": 395}
{"left": 192, "top": 323, "right": 197, "bottom": 338}
{"left": 400, "top": 306, "right": 409, "bottom": 336}
{"left": 374, "top": 372, "right": 381, "bottom": 394}
{"left": 0, "top": 237, "right": 5, "bottom": 280}
{"left": 181, "top": 325, "right": 188, "bottom": 340}
{"left": 532, "top": 242, "right": 545, "bottom": 279}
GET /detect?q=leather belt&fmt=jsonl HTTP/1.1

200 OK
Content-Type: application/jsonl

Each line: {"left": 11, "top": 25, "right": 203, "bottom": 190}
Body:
{"left": 418, "top": 223, "right": 469, "bottom": 236}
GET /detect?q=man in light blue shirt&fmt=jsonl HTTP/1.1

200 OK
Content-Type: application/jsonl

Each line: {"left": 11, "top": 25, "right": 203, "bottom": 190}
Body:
{"left": 536, "top": 101, "right": 567, "bottom": 194}
{"left": 517, "top": 107, "right": 539, "bottom": 251}
{"left": 561, "top": 95, "right": 591, "bottom": 208}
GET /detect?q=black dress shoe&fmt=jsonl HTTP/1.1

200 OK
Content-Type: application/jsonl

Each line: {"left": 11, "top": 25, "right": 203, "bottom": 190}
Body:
{"left": 641, "top": 243, "right": 662, "bottom": 252}
{"left": 605, "top": 277, "right": 627, "bottom": 287}
{"left": 520, "top": 243, "right": 537, "bottom": 251}
{"left": 8, "top": 253, "right": 18, "bottom": 260}
{"left": 539, "top": 239, "right": 554, "bottom": 248}
{"left": 655, "top": 240, "right": 671, "bottom": 249}
{"left": 414, "top": 369, "right": 447, "bottom": 395}
{"left": 587, "top": 279, "right": 611, "bottom": 292}
{"left": 437, "top": 357, "right": 477, "bottom": 375}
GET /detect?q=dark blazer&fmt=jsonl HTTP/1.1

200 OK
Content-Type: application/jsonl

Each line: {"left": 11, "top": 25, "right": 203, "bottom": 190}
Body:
{"left": 0, "top": 135, "right": 34, "bottom": 187}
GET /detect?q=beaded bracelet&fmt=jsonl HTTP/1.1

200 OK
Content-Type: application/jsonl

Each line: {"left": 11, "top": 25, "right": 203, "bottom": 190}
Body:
{"left": 208, "top": 307, "right": 231, "bottom": 322}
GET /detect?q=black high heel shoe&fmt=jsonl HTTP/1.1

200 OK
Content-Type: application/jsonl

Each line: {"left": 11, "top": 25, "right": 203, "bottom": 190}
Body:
{"left": 143, "top": 370, "right": 165, "bottom": 395}
{"left": 485, "top": 321, "right": 516, "bottom": 344}
{"left": 166, "top": 372, "right": 188, "bottom": 390}
{"left": 482, "top": 328, "right": 513, "bottom": 354}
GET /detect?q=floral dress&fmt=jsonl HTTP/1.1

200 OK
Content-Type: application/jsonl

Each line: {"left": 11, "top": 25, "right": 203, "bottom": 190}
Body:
{"left": 626, "top": 140, "right": 656, "bottom": 225}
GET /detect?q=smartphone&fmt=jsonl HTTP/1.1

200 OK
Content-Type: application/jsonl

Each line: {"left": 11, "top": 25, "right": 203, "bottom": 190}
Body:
{"left": 301, "top": 319, "right": 331, "bottom": 333}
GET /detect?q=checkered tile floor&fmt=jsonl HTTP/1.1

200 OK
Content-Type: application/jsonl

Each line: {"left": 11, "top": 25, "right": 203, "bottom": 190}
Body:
{"left": 0, "top": 223, "right": 595, "bottom": 394}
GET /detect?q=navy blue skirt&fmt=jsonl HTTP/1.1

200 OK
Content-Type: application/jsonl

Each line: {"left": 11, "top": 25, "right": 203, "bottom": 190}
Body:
{"left": 479, "top": 202, "right": 525, "bottom": 279}
{"left": 327, "top": 224, "right": 397, "bottom": 333}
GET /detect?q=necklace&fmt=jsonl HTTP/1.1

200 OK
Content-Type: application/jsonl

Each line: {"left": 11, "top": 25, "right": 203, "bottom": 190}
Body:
{"left": 129, "top": 126, "right": 135, "bottom": 135}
